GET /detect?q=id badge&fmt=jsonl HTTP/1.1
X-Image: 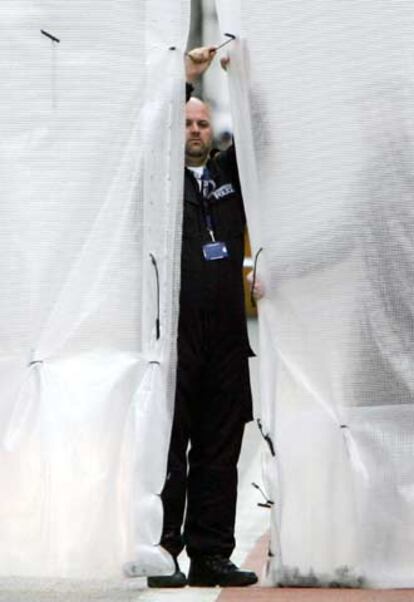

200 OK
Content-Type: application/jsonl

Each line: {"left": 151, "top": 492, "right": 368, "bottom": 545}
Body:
{"left": 203, "top": 241, "right": 229, "bottom": 261}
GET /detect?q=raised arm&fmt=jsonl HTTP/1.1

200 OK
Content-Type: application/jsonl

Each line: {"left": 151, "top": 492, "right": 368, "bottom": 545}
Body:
{"left": 185, "top": 46, "right": 217, "bottom": 84}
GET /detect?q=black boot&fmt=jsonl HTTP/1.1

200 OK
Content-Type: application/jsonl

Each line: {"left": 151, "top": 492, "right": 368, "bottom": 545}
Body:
{"left": 147, "top": 557, "right": 187, "bottom": 588}
{"left": 188, "top": 555, "right": 258, "bottom": 587}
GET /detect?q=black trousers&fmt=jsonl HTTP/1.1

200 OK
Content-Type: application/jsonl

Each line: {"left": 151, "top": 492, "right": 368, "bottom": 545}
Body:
{"left": 160, "top": 306, "right": 252, "bottom": 559}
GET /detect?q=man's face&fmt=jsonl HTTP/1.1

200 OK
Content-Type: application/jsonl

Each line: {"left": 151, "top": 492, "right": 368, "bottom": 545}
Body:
{"left": 185, "top": 98, "right": 213, "bottom": 167}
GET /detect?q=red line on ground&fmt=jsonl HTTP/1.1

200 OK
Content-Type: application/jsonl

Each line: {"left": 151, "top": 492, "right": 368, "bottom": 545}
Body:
{"left": 215, "top": 531, "right": 414, "bottom": 602}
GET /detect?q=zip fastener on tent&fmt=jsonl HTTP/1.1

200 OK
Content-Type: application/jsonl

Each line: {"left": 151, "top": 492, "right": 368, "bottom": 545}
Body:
{"left": 41, "top": 29, "right": 60, "bottom": 110}
{"left": 149, "top": 253, "right": 160, "bottom": 341}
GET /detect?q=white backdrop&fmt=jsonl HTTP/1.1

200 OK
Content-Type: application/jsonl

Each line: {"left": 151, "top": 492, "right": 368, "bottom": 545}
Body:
{"left": 0, "top": 0, "right": 189, "bottom": 580}
{"left": 216, "top": 0, "right": 414, "bottom": 588}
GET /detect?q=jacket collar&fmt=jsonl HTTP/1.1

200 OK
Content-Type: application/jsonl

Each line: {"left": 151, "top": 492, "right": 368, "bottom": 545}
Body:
{"left": 184, "top": 168, "right": 202, "bottom": 205}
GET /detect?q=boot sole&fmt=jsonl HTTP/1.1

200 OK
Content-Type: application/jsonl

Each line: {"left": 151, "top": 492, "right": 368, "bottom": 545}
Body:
{"left": 147, "top": 574, "right": 187, "bottom": 588}
{"left": 188, "top": 576, "right": 258, "bottom": 587}
{"left": 147, "top": 580, "right": 187, "bottom": 588}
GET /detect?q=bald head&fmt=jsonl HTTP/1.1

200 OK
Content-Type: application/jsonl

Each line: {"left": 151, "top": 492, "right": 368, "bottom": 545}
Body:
{"left": 185, "top": 97, "right": 213, "bottom": 167}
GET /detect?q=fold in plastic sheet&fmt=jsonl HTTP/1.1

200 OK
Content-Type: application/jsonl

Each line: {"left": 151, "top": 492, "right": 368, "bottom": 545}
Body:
{"left": 216, "top": 0, "right": 414, "bottom": 588}
{"left": 0, "top": 0, "right": 189, "bottom": 580}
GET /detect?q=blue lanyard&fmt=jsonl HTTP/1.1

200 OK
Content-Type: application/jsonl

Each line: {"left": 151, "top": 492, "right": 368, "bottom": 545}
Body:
{"left": 201, "top": 168, "right": 216, "bottom": 241}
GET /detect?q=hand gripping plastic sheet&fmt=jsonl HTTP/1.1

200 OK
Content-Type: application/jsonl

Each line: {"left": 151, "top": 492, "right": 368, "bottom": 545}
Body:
{"left": 216, "top": 0, "right": 414, "bottom": 589}
{"left": 0, "top": 0, "right": 189, "bottom": 581}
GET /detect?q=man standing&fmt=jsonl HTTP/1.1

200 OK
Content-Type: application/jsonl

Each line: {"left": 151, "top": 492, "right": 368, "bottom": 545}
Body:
{"left": 148, "top": 47, "right": 257, "bottom": 588}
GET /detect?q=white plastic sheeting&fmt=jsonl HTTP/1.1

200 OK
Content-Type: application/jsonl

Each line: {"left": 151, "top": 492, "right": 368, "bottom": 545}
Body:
{"left": 0, "top": 0, "right": 189, "bottom": 580}
{"left": 216, "top": 0, "right": 414, "bottom": 588}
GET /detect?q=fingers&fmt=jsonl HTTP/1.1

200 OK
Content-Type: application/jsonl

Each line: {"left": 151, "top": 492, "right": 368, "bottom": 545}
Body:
{"left": 187, "top": 46, "right": 217, "bottom": 64}
{"left": 185, "top": 46, "right": 217, "bottom": 82}
{"left": 220, "top": 56, "right": 230, "bottom": 71}
{"left": 246, "top": 270, "right": 265, "bottom": 301}
{"left": 253, "top": 283, "right": 265, "bottom": 301}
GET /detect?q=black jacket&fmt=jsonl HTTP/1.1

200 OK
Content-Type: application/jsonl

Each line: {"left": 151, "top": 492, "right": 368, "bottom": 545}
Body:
{"left": 180, "top": 141, "right": 251, "bottom": 356}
